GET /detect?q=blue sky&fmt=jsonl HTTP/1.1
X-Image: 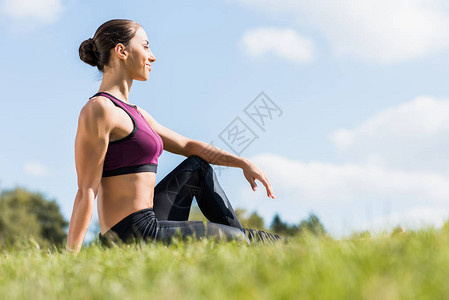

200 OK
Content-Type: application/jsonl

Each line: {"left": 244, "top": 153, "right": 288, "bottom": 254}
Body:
{"left": 1, "top": 0, "right": 449, "bottom": 240}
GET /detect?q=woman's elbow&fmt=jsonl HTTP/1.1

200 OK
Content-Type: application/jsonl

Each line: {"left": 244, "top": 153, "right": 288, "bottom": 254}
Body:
{"left": 75, "top": 186, "right": 97, "bottom": 204}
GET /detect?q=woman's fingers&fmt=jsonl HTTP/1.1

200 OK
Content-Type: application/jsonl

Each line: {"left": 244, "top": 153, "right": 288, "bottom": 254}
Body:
{"left": 251, "top": 179, "right": 257, "bottom": 191}
{"left": 242, "top": 161, "right": 275, "bottom": 198}
{"left": 257, "top": 173, "right": 275, "bottom": 199}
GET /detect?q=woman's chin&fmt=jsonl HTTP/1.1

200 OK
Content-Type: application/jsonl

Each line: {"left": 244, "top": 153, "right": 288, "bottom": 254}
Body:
{"left": 135, "top": 75, "right": 149, "bottom": 81}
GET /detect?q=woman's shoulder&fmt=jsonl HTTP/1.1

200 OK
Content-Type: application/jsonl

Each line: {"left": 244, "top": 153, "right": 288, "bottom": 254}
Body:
{"left": 78, "top": 95, "right": 117, "bottom": 127}
{"left": 81, "top": 95, "right": 115, "bottom": 117}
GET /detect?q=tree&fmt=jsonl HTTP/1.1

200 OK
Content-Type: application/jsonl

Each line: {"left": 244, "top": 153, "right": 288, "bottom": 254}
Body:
{"left": 269, "top": 213, "right": 327, "bottom": 237}
{"left": 246, "top": 211, "right": 265, "bottom": 230}
{"left": 298, "top": 213, "right": 327, "bottom": 236}
{"left": 235, "top": 209, "right": 265, "bottom": 230}
{"left": 189, "top": 205, "right": 266, "bottom": 231}
{"left": 270, "top": 214, "right": 289, "bottom": 235}
{"left": 0, "top": 187, "right": 68, "bottom": 248}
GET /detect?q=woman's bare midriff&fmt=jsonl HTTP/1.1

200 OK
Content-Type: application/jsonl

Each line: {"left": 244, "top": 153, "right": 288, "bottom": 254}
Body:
{"left": 98, "top": 172, "right": 157, "bottom": 235}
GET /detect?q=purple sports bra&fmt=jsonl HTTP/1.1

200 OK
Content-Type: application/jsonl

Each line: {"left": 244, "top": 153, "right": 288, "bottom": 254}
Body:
{"left": 89, "top": 92, "right": 164, "bottom": 177}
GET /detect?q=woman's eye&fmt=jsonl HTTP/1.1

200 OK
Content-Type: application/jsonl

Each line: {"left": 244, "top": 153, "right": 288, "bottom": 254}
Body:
{"left": 144, "top": 45, "right": 149, "bottom": 50}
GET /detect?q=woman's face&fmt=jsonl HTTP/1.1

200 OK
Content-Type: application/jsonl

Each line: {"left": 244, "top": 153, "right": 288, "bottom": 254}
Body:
{"left": 124, "top": 26, "right": 156, "bottom": 81}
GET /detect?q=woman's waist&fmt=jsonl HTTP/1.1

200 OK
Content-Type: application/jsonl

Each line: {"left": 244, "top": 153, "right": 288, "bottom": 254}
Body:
{"left": 99, "top": 207, "right": 157, "bottom": 238}
{"left": 99, "top": 203, "right": 155, "bottom": 235}
{"left": 101, "top": 171, "right": 157, "bottom": 186}
{"left": 99, "top": 173, "right": 156, "bottom": 234}
{"left": 100, "top": 172, "right": 156, "bottom": 200}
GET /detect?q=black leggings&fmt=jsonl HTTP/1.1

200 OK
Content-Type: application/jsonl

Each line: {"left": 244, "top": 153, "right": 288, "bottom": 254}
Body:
{"left": 99, "top": 155, "right": 250, "bottom": 245}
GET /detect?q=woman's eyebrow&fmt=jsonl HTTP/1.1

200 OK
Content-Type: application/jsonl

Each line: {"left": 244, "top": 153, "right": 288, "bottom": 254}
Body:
{"left": 143, "top": 40, "right": 149, "bottom": 45}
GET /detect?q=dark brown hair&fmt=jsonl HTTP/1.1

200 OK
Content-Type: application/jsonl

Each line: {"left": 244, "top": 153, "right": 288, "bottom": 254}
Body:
{"left": 79, "top": 19, "right": 141, "bottom": 72}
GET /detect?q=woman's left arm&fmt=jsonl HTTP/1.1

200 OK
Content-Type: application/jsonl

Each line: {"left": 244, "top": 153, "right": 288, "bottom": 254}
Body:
{"left": 139, "top": 108, "right": 276, "bottom": 199}
{"left": 186, "top": 139, "right": 276, "bottom": 199}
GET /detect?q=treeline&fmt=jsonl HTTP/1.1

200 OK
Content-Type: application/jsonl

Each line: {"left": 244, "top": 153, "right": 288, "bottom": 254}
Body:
{"left": 0, "top": 187, "right": 68, "bottom": 249}
{"left": 189, "top": 206, "right": 327, "bottom": 237}
{"left": 0, "top": 187, "right": 328, "bottom": 250}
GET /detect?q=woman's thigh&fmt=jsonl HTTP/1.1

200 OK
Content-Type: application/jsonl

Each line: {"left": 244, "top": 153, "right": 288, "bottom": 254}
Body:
{"left": 152, "top": 156, "right": 205, "bottom": 221}
{"left": 153, "top": 155, "right": 243, "bottom": 229}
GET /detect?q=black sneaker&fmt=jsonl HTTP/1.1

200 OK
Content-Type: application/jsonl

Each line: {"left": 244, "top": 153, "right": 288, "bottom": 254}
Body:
{"left": 243, "top": 228, "right": 283, "bottom": 244}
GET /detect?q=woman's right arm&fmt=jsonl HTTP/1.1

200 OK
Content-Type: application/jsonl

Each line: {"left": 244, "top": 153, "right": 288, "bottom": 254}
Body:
{"left": 66, "top": 98, "right": 113, "bottom": 253}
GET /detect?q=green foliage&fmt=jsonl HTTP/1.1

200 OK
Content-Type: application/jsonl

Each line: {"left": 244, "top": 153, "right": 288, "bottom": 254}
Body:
{"left": 270, "top": 214, "right": 290, "bottom": 235}
{"left": 350, "top": 230, "right": 372, "bottom": 240}
{"left": 189, "top": 205, "right": 266, "bottom": 231}
{"left": 391, "top": 225, "right": 406, "bottom": 236}
{"left": 188, "top": 204, "right": 209, "bottom": 222}
{"left": 442, "top": 220, "right": 449, "bottom": 234}
{"left": 270, "top": 212, "right": 327, "bottom": 237}
{"left": 235, "top": 209, "right": 265, "bottom": 230}
{"left": 0, "top": 187, "right": 68, "bottom": 249}
{"left": 190, "top": 205, "right": 327, "bottom": 238}
{"left": 0, "top": 225, "right": 449, "bottom": 299}
{"left": 297, "top": 213, "right": 327, "bottom": 236}
{"left": 246, "top": 211, "right": 265, "bottom": 230}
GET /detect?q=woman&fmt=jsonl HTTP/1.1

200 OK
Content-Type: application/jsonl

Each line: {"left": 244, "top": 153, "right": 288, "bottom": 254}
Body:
{"left": 67, "top": 19, "right": 280, "bottom": 253}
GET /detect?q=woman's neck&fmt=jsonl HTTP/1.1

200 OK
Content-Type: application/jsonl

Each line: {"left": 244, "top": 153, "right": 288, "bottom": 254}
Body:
{"left": 98, "top": 68, "right": 133, "bottom": 103}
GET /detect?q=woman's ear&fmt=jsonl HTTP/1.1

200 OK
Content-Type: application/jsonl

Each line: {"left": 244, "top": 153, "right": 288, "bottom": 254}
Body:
{"left": 114, "top": 43, "right": 128, "bottom": 61}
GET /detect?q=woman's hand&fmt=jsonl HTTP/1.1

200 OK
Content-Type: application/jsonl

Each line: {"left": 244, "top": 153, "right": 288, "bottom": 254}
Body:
{"left": 242, "top": 160, "right": 276, "bottom": 199}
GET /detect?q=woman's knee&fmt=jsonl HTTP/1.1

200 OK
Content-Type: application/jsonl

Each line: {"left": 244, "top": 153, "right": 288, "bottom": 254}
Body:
{"left": 184, "top": 155, "right": 211, "bottom": 171}
{"left": 185, "top": 155, "right": 207, "bottom": 164}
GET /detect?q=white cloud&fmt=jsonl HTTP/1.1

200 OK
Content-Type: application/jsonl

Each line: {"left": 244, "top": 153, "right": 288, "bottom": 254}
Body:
{"left": 233, "top": 0, "right": 449, "bottom": 62}
{"left": 237, "top": 153, "right": 449, "bottom": 237}
{"left": 1, "top": 0, "right": 63, "bottom": 23}
{"left": 23, "top": 162, "right": 49, "bottom": 176}
{"left": 364, "top": 206, "right": 449, "bottom": 232}
{"left": 240, "top": 27, "right": 315, "bottom": 63}
{"left": 247, "top": 153, "right": 449, "bottom": 204}
{"left": 233, "top": 95, "right": 449, "bottom": 236}
{"left": 330, "top": 96, "right": 449, "bottom": 174}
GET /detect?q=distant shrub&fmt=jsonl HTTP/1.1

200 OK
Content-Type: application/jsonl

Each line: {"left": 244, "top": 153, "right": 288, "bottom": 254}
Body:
{"left": 0, "top": 187, "right": 68, "bottom": 249}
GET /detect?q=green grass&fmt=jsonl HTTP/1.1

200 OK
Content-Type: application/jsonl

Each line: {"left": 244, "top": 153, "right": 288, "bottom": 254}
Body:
{"left": 1, "top": 226, "right": 449, "bottom": 300}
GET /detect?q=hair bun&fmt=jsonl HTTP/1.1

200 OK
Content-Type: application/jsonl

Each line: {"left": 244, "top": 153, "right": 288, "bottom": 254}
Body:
{"left": 79, "top": 38, "right": 98, "bottom": 67}
{"left": 79, "top": 19, "right": 140, "bottom": 72}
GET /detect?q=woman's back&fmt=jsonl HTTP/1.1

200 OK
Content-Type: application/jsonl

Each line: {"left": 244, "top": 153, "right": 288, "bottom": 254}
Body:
{"left": 85, "top": 92, "right": 163, "bottom": 235}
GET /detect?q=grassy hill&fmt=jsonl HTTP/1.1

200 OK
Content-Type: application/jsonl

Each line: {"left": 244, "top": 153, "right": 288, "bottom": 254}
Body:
{"left": 1, "top": 224, "right": 448, "bottom": 300}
